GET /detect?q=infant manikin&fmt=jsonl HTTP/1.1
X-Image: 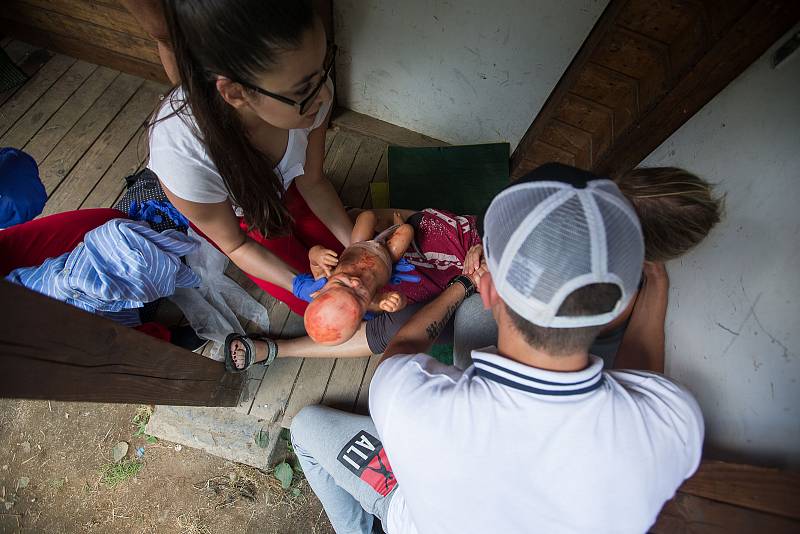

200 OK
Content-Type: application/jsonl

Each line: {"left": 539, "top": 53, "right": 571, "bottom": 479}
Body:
{"left": 304, "top": 211, "right": 413, "bottom": 345}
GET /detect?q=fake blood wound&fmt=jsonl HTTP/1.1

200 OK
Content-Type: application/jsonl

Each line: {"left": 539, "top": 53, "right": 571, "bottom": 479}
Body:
{"left": 304, "top": 288, "right": 362, "bottom": 345}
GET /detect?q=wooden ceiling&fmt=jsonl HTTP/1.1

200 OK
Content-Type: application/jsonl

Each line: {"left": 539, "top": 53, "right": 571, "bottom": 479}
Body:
{"left": 511, "top": 0, "right": 800, "bottom": 178}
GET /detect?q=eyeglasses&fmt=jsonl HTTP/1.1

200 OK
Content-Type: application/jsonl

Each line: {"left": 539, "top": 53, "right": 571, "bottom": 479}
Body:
{"left": 236, "top": 44, "right": 337, "bottom": 115}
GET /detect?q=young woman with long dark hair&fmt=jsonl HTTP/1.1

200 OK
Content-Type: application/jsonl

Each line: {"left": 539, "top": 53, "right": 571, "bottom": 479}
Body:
{"left": 148, "top": 1, "right": 395, "bottom": 370}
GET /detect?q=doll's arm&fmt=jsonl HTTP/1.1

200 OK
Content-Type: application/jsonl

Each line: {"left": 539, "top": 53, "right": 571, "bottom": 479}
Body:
{"left": 309, "top": 245, "right": 338, "bottom": 279}
{"left": 614, "top": 262, "right": 668, "bottom": 372}
{"left": 368, "top": 290, "right": 407, "bottom": 313}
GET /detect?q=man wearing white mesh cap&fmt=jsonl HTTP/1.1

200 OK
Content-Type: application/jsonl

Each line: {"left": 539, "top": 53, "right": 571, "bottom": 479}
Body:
{"left": 291, "top": 165, "right": 704, "bottom": 534}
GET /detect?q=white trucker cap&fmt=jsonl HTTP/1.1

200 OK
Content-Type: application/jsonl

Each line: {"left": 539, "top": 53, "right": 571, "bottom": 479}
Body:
{"left": 482, "top": 176, "right": 644, "bottom": 328}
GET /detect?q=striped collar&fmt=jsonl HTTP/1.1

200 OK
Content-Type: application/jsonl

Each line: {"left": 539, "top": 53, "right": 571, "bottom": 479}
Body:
{"left": 471, "top": 348, "right": 605, "bottom": 396}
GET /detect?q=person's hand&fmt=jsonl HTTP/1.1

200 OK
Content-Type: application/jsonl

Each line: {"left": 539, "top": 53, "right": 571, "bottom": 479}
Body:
{"left": 378, "top": 291, "right": 407, "bottom": 313}
{"left": 309, "top": 245, "right": 338, "bottom": 278}
{"left": 390, "top": 258, "right": 421, "bottom": 285}
{"left": 465, "top": 258, "right": 488, "bottom": 290}
{"left": 292, "top": 273, "right": 327, "bottom": 302}
{"left": 463, "top": 244, "right": 484, "bottom": 276}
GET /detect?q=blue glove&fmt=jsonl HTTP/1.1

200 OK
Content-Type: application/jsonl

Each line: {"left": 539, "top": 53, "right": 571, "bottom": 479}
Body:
{"left": 292, "top": 273, "right": 327, "bottom": 302}
{"left": 390, "top": 258, "right": 421, "bottom": 285}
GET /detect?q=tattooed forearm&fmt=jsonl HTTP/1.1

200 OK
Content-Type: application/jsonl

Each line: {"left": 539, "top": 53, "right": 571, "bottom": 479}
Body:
{"left": 425, "top": 303, "right": 459, "bottom": 341}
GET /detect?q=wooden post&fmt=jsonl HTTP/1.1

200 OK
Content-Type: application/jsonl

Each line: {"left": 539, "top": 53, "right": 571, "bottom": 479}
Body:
{"left": 510, "top": 0, "right": 800, "bottom": 178}
{"left": 0, "top": 280, "right": 244, "bottom": 406}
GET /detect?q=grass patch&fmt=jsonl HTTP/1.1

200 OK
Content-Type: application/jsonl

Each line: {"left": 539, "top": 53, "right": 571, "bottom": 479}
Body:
{"left": 101, "top": 458, "right": 143, "bottom": 487}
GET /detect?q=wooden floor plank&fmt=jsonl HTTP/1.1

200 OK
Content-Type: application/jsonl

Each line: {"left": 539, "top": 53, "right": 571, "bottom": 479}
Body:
{"left": 80, "top": 125, "right": 148, "bottom": 209}
{"left": 23, "top": 66, "right": 118, "bottom": 162}
{"left": 43, "top": 81, "right": 164, "bottom": 215}
{"left": 354, "top": 354, "right": 382, "bottom": 415}
{"left": 364, "top": 150, "right": 389, "bottom": 209}
{"left": 324, "top": 126, "right": 338, "bottom": 157}
{"left": 321, "top": 357, "right": 371, "bottom": 412}
{"left": 233, "top": 377, "right": 263, "bottom": 417}
{"left": 0, "top": 53, "right": 75, "bottom": 137}
{"left": 324, "top": 130, "right": 361, "bottom": 193}
{"left": 318, "top": 133, "right": 386, "bottom": 412}
{"left": 37, "top": 72, "right": 143, "bottom": 196}
{"left": 226, "top": 115, "right": 344, "bottom": 388}
{"left": 248, "top": 306, "right": 303, "bottom": 422}
{"left": 268, "top": 130, "right": 365, "bottom": 425}
{"left": 339, "top": 137, "right": 386, "bottom": 207}
{"left": 0, "top": 60, "right": 96, "bottom": 149}
{"left": 280, "top": 355, "right": 336, "bottom": 428}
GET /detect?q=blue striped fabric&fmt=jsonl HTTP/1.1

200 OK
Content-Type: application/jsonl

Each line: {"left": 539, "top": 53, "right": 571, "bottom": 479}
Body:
{"left": 6, "top": 219, "right": 200, "bottom": 322}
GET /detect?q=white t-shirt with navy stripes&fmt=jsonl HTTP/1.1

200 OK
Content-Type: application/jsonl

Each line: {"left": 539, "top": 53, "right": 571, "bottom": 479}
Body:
{"left": 147, "top": 80, "right": 333, "bottom": 212}
{"left": 369, "top": 348, "right": 704, "bottom": 534}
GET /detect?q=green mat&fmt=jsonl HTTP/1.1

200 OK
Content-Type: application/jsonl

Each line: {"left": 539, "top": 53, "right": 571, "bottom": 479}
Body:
{"left": 429, "top": 343, "right": 454, "bottom": 365}
{"left": 385, "top": 142, "right": 509, "bottom": 214}
{"left": 0, "top": 48, "right": 27, "bottom": 93}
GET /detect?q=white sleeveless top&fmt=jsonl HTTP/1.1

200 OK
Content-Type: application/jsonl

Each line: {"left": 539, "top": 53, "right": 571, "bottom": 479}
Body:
{"left": 148, "top": 80, "right": 333, "bottom": 212}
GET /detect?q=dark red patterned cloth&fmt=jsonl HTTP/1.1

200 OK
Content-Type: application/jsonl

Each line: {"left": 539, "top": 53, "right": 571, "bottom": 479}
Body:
{"left": 395, "top": 208, "right": 481, "bottom": 303}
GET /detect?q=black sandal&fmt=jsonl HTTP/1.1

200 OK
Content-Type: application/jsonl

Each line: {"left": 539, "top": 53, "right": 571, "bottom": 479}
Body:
{"left": 224, "top": 333, "right": 278, "bottom": 373}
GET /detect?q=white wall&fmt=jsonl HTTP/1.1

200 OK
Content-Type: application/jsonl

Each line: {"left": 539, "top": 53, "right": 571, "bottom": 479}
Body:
{"left": 641, "top": 25, "right": 800, "bottom": 468}
{"left": 333, "top": 0, "right": 608, "bottom": 149}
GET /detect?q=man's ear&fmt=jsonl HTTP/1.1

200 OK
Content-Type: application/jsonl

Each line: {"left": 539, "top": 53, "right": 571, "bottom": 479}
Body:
{"left": 215, "top": 77, "right": 250, "bottom": 110}
{"left": 479, "top": 272, "right": 499, "bottom": 310}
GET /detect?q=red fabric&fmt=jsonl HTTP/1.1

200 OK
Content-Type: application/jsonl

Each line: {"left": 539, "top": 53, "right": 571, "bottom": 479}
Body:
{"left": 0, "top": 208, "right": 127, "bottom": 277}
{"left": 134, "top": 322, "right": 172, "bottom": 342}
{"left": 397, "top": 208, "right": 481, "bottom": 303}
{"left": 198, "top": 182, "right": 344, "bottom": 316}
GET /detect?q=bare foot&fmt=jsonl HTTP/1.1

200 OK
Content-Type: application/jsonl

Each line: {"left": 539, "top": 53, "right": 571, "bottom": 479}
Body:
{"left": 229, "top": 338, "right": 269, "bottom": 370}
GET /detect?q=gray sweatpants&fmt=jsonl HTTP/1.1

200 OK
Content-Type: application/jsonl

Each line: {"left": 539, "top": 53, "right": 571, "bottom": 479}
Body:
{"left": 292, "top": 405, "right": 395, "bottom": 534}
{"left": 452, "top": 294, "right": 497, "bottom": 369}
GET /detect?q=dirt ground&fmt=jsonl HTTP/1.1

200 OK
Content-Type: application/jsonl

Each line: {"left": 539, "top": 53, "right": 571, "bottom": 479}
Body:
{"left": 0, "top": 399, "right": 333, "bottom": 534}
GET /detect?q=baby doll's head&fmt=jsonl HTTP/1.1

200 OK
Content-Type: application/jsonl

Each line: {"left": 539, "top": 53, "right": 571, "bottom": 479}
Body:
{"left": 304, "top": 279, "right": 369, "bottom": 345}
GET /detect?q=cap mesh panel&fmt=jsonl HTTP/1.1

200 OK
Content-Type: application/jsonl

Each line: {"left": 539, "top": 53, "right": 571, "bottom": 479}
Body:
{"left": 596, "top": 194, "right": 643, "bottom": 297}
{"left": 484, "top": 185, "right": 561, "bottom": 266}
{"left": 508, "top": 195, "right": 592, "bottom": 305}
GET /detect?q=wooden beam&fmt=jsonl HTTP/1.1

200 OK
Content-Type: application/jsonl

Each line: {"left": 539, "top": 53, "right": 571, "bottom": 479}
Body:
{"left": 1, "top": 16, "right": 167, "bottom": 84}
{"left": 332, "top": 108, "right": 447, "bottom": 148}
{"left": 0, "top": 281, "right": 244, "bottom": 406}
{"left": 652, "top": 492, "right": 799, "bottom": 533}
{"left": 510, "top": 0, "right": 628, "bottom": 177}
{"left": 594, "top": 0, "right": 800, "bottom": 175}
{"left": 511, "top": 0, "right": 800, "bottom": 179}
{"left": 678, "top": 461, "right": 800, "bottom": 521}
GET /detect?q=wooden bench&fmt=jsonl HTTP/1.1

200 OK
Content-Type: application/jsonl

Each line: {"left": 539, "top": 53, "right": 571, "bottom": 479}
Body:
{"left": 652, "top": 460, "right": 800, "bottom": 533}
